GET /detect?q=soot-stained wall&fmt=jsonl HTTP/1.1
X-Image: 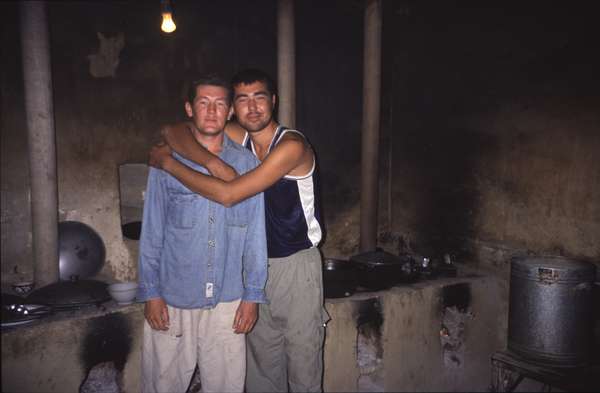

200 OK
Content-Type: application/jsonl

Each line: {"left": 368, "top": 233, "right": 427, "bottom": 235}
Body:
{"left": 1, "top": 1, "right": 599, "bottom": 287}
{"left": 318, "top": 1, "right": 600, "bottom": 268}
{"left": 1, "top": 0, "right": 278, "bottom": 285}
{"left": 374, "top": 2, "right": 600, "bottom": 268}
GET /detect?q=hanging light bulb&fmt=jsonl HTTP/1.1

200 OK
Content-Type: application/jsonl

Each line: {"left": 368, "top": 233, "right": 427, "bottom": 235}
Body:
{"left": 161, "top": 0, "right": 176, "bottom": 33}
{"left": 161, "top": 13, "right": 176, "bottom": 33}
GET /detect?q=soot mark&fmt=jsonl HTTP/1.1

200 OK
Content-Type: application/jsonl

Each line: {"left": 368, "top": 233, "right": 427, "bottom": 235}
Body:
{"left": 357, "top": 298, "right": 384, "bottom": 330}
{"left": 442, "top": 283, "right": 471, "bottom": 311}
{"left": 356, "top": 298, "right": 385, "bottom": 374}
{"left": 81, "top": 313, "right": 132, "bottom": 373}
{"left": 357, "top": 298, "right": 384, "bottom": 355}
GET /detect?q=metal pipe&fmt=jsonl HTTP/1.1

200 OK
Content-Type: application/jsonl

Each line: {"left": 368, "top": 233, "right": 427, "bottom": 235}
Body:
{"left": 20, "top": 1, "right": 59, "bottom": 287}
{"left": 359, "top": 0, "right": 382, "bottom": 253}
{"left": 277, "top": 0, "right": 296, "bottom": 127}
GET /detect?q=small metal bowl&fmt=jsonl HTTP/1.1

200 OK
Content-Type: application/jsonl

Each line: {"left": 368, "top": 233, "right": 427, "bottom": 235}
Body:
{"left": 12, "top": 281, "right": 34, "bottom": 295}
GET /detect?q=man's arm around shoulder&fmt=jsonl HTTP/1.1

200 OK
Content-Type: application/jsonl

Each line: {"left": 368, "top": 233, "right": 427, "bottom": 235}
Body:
{"left": 161, "top": 121, "right": 238, "bottom": 181}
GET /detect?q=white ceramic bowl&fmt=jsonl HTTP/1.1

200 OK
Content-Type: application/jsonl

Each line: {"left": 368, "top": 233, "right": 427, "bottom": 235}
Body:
{"left": 108, "top": 281, "right": 138, "bottom": 305}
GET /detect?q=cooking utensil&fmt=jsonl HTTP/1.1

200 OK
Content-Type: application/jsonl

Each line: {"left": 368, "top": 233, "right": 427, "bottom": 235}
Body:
{"left": 26, "top": 277, "right": 111, "bottom": 310}
{"left": 323, "top": 259, "right": 358, "bottom": 298}
{"left": 58, "top": 221, "right": 106, "bottom": 281}
{"left": 351, "top": 250, "right": 419, "bottom": 291}
{"left": 2, "top": 293, "right": 26, "bottom": 307}
{"left": 12, "top": 281, "right": 35, "bottom": 295}
{"left": 1, "top": 303, "right": 53, "bottom": 328}
{"left": 508, "top": 256, "right": 596, "bottom": 367}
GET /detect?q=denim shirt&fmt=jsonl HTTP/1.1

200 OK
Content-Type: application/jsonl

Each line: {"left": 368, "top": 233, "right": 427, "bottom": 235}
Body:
{"left": 137, "top": 134, "right": 267, "bottom": 309}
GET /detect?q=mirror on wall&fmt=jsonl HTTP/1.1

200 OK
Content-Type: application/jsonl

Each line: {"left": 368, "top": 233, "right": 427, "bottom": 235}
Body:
{"left": 118, "top": 163, "right": 149, "bottom": 241}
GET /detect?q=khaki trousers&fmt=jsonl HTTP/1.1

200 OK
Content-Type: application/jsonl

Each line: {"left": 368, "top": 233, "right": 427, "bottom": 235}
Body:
{"left": 142, "top": 300, "right": 245, "bottom": 393}
{"left": 246, "top": 247, "right": 330, "bottom": 393}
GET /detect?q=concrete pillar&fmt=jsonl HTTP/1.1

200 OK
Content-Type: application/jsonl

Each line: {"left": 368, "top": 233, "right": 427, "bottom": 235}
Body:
{"left": 277, "top": 0, "right": 296, "bottom": 127}
{"left": 20, "top": 1, "right": 60, "bottom": 287}
{"left": 359, "top": 0, "right": 382, "bottom": 253}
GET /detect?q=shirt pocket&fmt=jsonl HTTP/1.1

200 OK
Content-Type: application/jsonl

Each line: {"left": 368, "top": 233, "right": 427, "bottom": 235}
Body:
{"left": 225, "top": 206, "right": 248, "bottom": 260}
{"left": 225, "top": 203, "right": 249, "bottom": 229}
{"left": 226, "top": 222, "right": 247, "bottom": 244}
{"left": 168, "top": 193, "right": 197, "bottom": 229}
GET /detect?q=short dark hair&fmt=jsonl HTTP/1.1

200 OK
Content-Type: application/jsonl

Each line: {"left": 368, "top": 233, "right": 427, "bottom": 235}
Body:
{"left": 231, "top": 68, "right": 277, "bottom": 97}
{"left": 187, "top": 74, "right": 231, "bottom": 104}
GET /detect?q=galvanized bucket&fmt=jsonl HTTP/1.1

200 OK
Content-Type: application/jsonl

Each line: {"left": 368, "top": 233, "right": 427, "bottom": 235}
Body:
{"left": 508, "top": 256, "right": 596, "bottom": 367}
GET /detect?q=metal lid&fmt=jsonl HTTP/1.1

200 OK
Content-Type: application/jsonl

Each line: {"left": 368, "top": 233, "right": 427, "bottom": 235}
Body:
{"left": 511, "top": 256, "right": 597, "bottom": 283}
{"left": 26, "top": 279, "right": 110, "bottom": 309}
{"left": 350, "top": 250, "right": 406, "bottom": 265}
{"left": 59, "top": 221, "right": 106, "bottom": 281}
{"left": 2, "top": 293, "right": 25, "bottom": 307}
{"left": 323, "top": 259, "right": 357, "bottom": 271}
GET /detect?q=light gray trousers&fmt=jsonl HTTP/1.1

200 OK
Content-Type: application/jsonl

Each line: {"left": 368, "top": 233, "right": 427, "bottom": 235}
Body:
{"left": 141, "top": 300, "right": 245, "bottom": 393}
{"left": 246, "top": 247, "right": 330, "bottom": 393}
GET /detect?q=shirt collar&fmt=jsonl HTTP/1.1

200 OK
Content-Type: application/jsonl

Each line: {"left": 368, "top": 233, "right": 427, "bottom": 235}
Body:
{"left": 221, "top": 132, "right": 233, "bottom": 150}
{"left": 172, "top": 130, "right": 231, "bottom": 169}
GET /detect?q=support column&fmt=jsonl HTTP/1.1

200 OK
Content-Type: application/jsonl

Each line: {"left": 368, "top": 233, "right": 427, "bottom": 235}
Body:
{"left": 20, "top": 1, "right": 59, "bottom": 287}
{"left": 277, "top": 0, "right": 296, "bottom": 127}
{"left": 359, "top": 0, "right": 382, "bottom": 253}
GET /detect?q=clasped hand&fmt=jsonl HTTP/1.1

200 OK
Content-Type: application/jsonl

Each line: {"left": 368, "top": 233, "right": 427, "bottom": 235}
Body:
{"left": 148, "top": 139, "right": 172, "bottom": 169}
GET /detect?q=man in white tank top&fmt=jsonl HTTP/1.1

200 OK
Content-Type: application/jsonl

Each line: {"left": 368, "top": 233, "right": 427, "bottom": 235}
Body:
{"left": 149, "top": 69, "right": 329, "bottom": 392}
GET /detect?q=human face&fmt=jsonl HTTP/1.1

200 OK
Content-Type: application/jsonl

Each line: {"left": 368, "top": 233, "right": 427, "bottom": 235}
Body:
{"left": 233, "top": 81, "right": 276, "bottom": 133}
{"left": 185, "top": 85, "right": 232, "bottom": 136}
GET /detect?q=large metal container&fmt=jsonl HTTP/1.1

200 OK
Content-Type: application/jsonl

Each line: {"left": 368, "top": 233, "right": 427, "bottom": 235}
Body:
{"left": 508, "top": 256, "right": 596, "bottom": 367}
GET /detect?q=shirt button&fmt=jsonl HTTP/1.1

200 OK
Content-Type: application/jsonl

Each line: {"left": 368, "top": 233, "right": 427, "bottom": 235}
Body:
{"left": 208, "top": 216, "right": 215, "bottom": 224}
{"left": 208, "top": 240, "right": 215, "bottom": 247}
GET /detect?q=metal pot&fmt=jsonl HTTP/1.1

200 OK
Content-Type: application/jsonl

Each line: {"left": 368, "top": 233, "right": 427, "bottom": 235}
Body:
{"left": 323, "top": 259, "right": 358, "bottom": 298}
{"left": 351, "top": 250, "right": 419, "bottom": 291}
{"left": 508, "top": 256, "right": 597, "bottom": 367}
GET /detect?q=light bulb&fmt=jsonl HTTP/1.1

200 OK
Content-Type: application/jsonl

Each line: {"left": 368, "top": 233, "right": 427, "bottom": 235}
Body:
{"left": 161, "top": 12, "right": 176, "bottom": 33}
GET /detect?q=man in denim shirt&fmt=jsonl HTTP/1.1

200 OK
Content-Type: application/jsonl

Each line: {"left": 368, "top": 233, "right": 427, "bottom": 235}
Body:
{"left": 137, "top": 75, "right": 267, "bottom": 393}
